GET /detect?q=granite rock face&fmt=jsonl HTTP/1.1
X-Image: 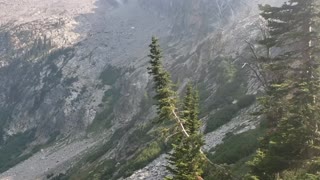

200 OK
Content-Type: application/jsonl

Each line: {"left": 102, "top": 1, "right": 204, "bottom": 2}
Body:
{"left": 0, "top": 0, "right": 284, "bottom": 179}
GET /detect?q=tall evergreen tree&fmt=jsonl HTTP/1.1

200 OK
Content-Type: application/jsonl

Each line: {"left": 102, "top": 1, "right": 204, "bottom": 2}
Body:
{"left": 165, "top": 84, "right": 204, "bottom": 180}
{"left": 249, "top": 1, "right": 320, "bottom": 179}
{"left": 182, "top": 84, "right": 201, "bottom": 135}
{"left": 148, "top": 37, "right": 205, "bottom": 180}
{"left": 147, "top": 36, "right": 177, "bottom": 124}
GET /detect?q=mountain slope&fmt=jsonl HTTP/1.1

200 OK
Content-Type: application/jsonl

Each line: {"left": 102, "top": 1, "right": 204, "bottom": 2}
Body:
{"left": 0, "top": 0, "right": 283, "bottom": 179}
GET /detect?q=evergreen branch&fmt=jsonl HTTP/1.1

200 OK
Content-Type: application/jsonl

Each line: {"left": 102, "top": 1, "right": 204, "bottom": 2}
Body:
{"left": 171, "top": 107, "right": 221, "bottom": 167}
{"left": 164, "top": 131, "right": 179, "bottom": 144}
{"left": 171, "top": 108, "right": 190, "bottom": 138}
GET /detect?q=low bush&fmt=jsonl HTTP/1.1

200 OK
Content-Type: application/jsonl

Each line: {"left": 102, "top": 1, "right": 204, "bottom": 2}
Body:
{"left": 205, "top": 105, "right": 239, "bottom": 133}
{"left": 209, "top": 127, "right": 266, "bottom": 165}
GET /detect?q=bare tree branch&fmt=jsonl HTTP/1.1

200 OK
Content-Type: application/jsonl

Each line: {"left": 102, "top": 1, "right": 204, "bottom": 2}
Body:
{"left": 243, "top": 40, "right": 268, "bottom": 88}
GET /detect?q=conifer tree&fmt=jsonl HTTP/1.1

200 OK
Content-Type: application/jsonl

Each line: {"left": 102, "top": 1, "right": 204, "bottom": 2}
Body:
{"left": 248, "top": 1, "right": 320, "bottom": 179}
{"left": 147, "top": 36, "right": 177, "bottom": 124}
{"left": 182, "top": 84, "right": 201, "bottom": 135}
{"left": 165, "top": 84, "right": 204, "bottom": 180}
{"left": 148, "top": 37, "right": 205, "bottom": 180}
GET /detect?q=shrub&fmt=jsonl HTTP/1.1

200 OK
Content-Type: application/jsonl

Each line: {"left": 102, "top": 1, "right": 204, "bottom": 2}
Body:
{"left": 205, "top": 105, "right": 239, "bottom": 133}
{"left": 209, "top": 127, "right": 266, "bottom": 165}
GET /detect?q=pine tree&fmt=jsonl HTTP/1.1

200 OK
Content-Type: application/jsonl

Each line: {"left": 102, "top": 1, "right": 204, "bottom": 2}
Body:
{"left": 147, "top": 36, "right": 177, "bottom": 123}
{"left": 165, "top": 84, "right": 204, "bottom": 180}
{"left": 248, "top": 1, "right": 320, "bottom": 179}
{"left": 147, "top": 37, "right": 205, "bottom": 180}
{"left": 181, "top": 84, "right": 201, "bottom": 135}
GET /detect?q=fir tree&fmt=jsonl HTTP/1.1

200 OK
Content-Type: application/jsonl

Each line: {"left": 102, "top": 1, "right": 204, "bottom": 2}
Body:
{"left": 147, "top": 37, "right": 205, "bottom": 180}
{"left": 147, "top": 36, "right": 177, "bottom": 124}
{"left": 165, "top": 84, "right": 204, "bottom": 180}
{"left": 248, "top": 1, "right": 320, "bottom": 179}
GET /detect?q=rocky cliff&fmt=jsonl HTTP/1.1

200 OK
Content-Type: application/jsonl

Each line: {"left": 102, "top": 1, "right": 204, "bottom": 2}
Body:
{"left": 0, "top": 0, "right": 283, "bottom": 179}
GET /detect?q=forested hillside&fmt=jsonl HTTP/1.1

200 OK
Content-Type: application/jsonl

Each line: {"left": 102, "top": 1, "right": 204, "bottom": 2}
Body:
{"left": 1, "top": 0, "right": 319, "bottom": 180}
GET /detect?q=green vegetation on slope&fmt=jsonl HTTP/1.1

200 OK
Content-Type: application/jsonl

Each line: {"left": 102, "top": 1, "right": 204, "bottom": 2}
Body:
{"left": 88, "top": 88, "right": 120, "bottom": 133}
{"left": 209, "top": 126, "right": 266, "bottom": 165}
{"left": 248, "top": 1, "right": 320, "bottom": 179}
{"left": 0, "top": 129, "right": 38, "bottom": 173}
{"left": 205, "top": 121, "right": 267, "bottom": 179}
{"left": 205, "top": 94, "right": 256, "bottom": 133}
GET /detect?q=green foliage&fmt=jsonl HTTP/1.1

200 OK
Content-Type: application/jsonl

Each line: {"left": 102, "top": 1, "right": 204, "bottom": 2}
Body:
{"left": 71, "top": 93, "right": 156, "bottom": 180}
{"left": 198, "top": 56, "right": 249, "bottom": 119}
{"left": 91, "top": 160, "right": 117, "bottom": 180}
{"left": 88, "top": 88, "right": 120, "bottom": 133}
{"left": 248, "top": 1, "right": 320, "bottom": 178}
{"left": 0, "top": 129, "right": 37, "bottom": 173}
{"left": 148, "top": 37, "right": 206, "bottom": 179}
{"left": 166, "top": 86, "right": 204, "bottom": 178}
{"left": 205, "top": 104, "right": 239, "bottom": 133}
{"left": 66, "top": 127, "right": 127, "bottom": 180}
{"left": 133, "top": 141, "right": 163, "bottom": 167}
{"left": 127, "top": 126, "right": 153, "bottom": 147}
{"left": 115, "top": 141, "right": 165, "bottom": 179}
{"left": 281, "top": 165, "right": 320, "bottom": 180}
{"left": 147, "top": 36, "right": 176, "bottom": 123}
{"left": 182, "top": 84, "right": 201, "bottom": 135}
{"left": 210, "top": 66, "right": 247, "bottom": 109}
{"left": 215, "top": 58, "right": 237, "bottom": 83}
{"left": 202, "top": 163, "right": 233, "bottom": 180}
{"left": 166, "top": 134, "right": 205, "bottom": 180}
{"left": 89, "top": 111, "right": 113, "bottom": 132}
{"left": 209, "top": 128, "right": 265, "bottom": 165}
